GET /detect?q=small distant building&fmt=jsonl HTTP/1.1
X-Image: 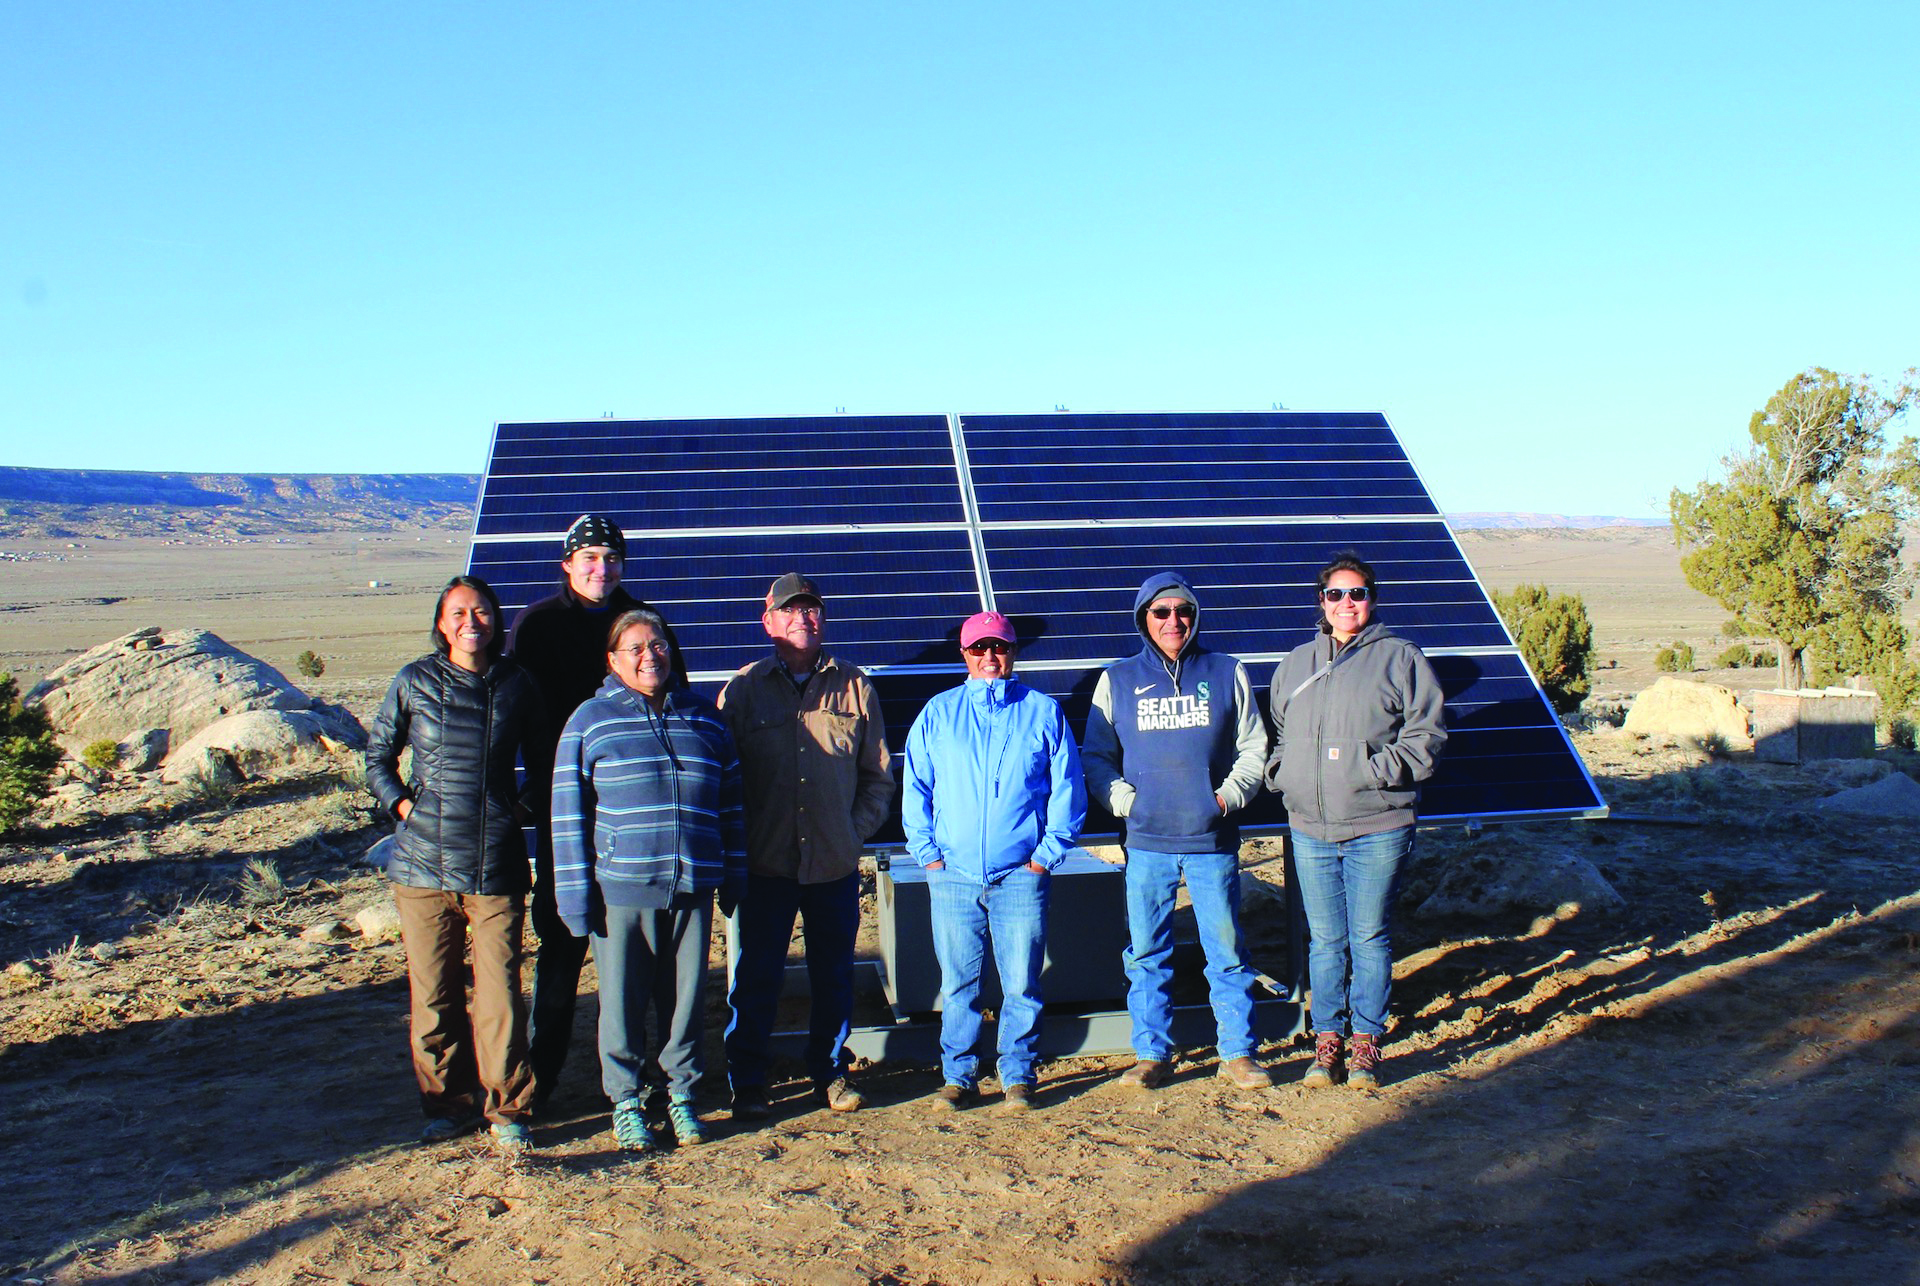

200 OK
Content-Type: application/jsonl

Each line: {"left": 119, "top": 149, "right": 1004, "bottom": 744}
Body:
{"left": 1752, "top": 688, "right": 1877, "bottom": 762}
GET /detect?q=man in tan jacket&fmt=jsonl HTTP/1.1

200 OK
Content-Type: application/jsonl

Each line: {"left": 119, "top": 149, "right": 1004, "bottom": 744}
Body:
{"left": 719, "top": 573, "right": 894, "bottom": 1118}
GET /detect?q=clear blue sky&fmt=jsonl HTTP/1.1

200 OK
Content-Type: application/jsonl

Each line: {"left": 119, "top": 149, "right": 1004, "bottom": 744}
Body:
{"left": 4, "top": 3, "right": 1915, "bottom": 518}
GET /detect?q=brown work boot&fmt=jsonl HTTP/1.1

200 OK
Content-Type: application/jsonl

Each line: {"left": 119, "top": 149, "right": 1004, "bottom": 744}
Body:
{"left": 930, "top": 1083, "right": 976, "bottom": 1113}
{"left": 1216, "top": 1056, "right": 1274, "bottom": 1090}
{"left": 1302, "top": 1031, "right": 1342, "bottom": 1088}
{"left": 993, "top": 1083, "right": 1035, "bottom": 1116}
{"left": 818, "top": 1076, "right": 866, "bottom": 1113}
{"left": 1118, "top": 1059, "right": 1170, "bottom": 1090}
{"left": 1346, "top": 1033, "right": 1383, "bottom": 1088}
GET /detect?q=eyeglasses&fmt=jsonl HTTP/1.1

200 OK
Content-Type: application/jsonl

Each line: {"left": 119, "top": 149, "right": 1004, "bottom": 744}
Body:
{"left": 963, "top": 640, "right": 1012, "bottom": 656}
{"left": 1320, "top": 586, "right": 1372, "bottom": 603}
{"left": 1147, "top": 605, "right": 1195, "bottom": 620}
{"left": 612, "top": 641, "right": 672, "bottom": 658}
{"left": 771, "top": 602, "right": 823, "bottom": 618}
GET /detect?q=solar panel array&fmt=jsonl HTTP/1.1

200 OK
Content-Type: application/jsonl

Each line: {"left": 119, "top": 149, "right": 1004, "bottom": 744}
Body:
{"left": 470, "top": 411, "right": 1606, "bottom": 840}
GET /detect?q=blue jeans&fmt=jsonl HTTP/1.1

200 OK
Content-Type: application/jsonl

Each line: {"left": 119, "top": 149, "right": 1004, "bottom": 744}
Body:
{"left": 724, "top": 872, "right": 861, "bottom": 1092}
{"left": 1123, "top": 848, "right": 1260, "bottom": 1062}
{"left": 1290, "top": 827, "right": 1414, "bottom": 1038}
{"left": 926, "top": 866, "right": 1050, "bottom": 1088}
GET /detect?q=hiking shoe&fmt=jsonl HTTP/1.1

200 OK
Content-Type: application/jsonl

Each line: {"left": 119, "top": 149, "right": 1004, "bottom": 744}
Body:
{"left": 667, "top": 1097, "right": 711, "bottom": 1146}
{"left": 419, "top": 1116, "right": 478, "bottom": 1144}
{"left": 1118, "top": 1059, "right": 1170, "bottom": 1090}
{"left": 1217, "top": 1056, "right": 1274, "bottom": 1090}
{"left": 490, "top": 1121, "right": 534, "bottom": 1157}
{"left": 1302, "top": 1031, "right": 1342, "bottom": 1088}
{"left": 1347, "top": 1033, "right": 1383, "bottom": 1089}
{"left": 993, "top": 1083, "right": 1035, "bottom": 1116}
{"left": 818, "top": 1076, "right": 866, "bottom": 1113}
{"left": 731, "top": 1087, "right": 772, "bottom": 1122}
{"left": 929, "top": 1083, "right": 976, "bottom": 1113}
{"left": 611, "top": 1097, "right": 656, "bottom": 1153}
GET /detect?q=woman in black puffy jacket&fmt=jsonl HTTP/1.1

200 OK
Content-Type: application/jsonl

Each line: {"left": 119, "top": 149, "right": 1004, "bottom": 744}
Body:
{"left": 365, "top": 575, "right": 547, "bottom": 1154}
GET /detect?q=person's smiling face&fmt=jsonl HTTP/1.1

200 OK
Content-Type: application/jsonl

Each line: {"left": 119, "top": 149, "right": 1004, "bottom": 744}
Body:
{"left": 437, "top": 585, "right": 494, "bottom": 670}
{"left": 963, "top": 637, "right": 1013, "bottom": 680}
{"left": 564, "top": 544, "right": 623, "bottom": 604}
{"left": 608, "top": 620, "right": 672, "bottom": 700}
{"left": 1320, "top": 570, "right": 1373, "bottom": 643}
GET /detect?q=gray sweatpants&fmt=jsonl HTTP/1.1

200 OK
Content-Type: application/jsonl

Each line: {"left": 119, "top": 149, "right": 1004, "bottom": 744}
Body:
{"left": 591, "top": 901, "right": 712, "bottom": 1102}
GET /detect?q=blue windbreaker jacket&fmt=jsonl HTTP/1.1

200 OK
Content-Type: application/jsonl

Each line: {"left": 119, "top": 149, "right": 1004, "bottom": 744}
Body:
{"left": 901, "top": 677, "right": 1087, "bottom": 881}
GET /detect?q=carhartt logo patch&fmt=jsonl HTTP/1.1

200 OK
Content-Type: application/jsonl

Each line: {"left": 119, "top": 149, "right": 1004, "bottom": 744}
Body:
{"left": 1327, "top": 747, "right": 1341, "bottom": 760}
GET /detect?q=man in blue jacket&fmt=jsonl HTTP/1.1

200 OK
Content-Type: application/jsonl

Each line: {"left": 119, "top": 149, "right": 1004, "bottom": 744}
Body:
{"left": 1084, "top": 571, "right": 1274, "bottom": 1091}
{"left": 902, "top": 610, "right": 1086, "bottom": 1115}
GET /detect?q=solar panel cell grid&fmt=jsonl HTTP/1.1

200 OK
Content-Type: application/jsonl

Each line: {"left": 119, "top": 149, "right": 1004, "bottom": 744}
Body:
{"left": 470, "top": 410, "right": 1605, "bottom": 827}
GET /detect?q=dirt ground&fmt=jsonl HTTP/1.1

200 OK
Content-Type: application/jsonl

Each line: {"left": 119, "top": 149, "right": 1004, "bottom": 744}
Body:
{"left": 6, "top": 527, "right": 1920, "bottom": 1283}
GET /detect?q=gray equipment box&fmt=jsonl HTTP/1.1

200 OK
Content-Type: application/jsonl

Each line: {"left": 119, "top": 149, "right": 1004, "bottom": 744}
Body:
{"left": 877, "top": 851, "right": 1130, "bottom": 1012}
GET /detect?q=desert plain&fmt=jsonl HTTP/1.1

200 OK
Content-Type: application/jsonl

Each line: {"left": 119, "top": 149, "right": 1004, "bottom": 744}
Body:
{"left": 3, "top": 523, "right": 1919, "bottom": 1284}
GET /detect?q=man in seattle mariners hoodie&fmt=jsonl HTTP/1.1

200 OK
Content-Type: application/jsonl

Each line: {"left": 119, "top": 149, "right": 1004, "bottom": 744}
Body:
{"left": 1083, "top": 571, "right": 1274, "bottom": 1091}
{"left": 902, "top": 610, "right": 1086, "bottom": 1116}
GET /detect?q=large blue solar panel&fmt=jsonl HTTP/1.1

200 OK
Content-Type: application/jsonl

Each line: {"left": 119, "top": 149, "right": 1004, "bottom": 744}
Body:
{"left": 961, "top": 411, "right": 1439, "bottom": 524}
{"left": 476, "top": 414, "right": 963, "bottom": 536}
{"left": 468, "top": 409, "right": 1605, "bottom": 836}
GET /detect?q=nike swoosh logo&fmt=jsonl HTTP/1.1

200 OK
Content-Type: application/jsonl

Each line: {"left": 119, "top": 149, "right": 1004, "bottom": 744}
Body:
{"left": 1134, "top": 684, "right": 1156, "bottom": 694}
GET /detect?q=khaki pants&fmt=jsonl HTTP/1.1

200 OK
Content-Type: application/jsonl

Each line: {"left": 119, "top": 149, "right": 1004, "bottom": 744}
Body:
{"left": 393, "top": 885, "right": 536, "bottom": 1125}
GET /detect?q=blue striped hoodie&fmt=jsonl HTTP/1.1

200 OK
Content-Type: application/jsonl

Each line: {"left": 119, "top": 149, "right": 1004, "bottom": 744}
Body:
{"left": 550, "top": 676, "right": 746, "bottom": 935}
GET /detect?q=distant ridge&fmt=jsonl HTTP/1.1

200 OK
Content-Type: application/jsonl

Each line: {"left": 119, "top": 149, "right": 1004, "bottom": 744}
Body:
{"left": 1447, "top": 512, "right": 1666, "bottom": 530}
{"left": 0, "top": 466, "right": 1667, "bottom": 539}
{"left": 0, "top": 467, "right": 481, "bottom": 538}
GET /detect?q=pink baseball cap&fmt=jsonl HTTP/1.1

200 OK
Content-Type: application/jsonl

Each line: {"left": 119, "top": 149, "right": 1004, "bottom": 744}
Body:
{"left": 960, "top": 610, "right": 1016, "bottom": 649}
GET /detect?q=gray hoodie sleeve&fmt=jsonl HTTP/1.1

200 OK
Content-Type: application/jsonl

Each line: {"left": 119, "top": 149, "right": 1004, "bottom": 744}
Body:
{"left": 1215, "top": 662, "right": 1271, "bottom": 813}
{"left": 1371, "top": 644, "right": 1448, "bottom": 788}
{"left": 1082, "top": 669, "right": 1135, "bottom": 817}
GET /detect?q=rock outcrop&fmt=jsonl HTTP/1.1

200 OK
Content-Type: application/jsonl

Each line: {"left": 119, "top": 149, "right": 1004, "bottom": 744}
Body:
{"left": 1416, "top": 849, "right": 1625, "bottom": 919}
{"left": 1813, "top": 771, "right": 1920, "bottom": 818}
{"left": 1622, "top": 677, "right": 1753, "bottom": 750}
{"left": 161, "top": 708, "right": 366, "bottom": 783}
{"left": 27, "top": 627, "right": 365, "bottom": 780}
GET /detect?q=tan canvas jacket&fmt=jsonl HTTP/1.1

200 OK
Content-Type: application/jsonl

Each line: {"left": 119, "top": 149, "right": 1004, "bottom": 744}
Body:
{"left": 717, "top": 653, "right": 895, "bottom": 883}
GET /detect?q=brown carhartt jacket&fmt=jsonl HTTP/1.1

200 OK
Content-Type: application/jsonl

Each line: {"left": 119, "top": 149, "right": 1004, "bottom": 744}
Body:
{"left": 717, "top": 653, "right": 894, "bottom": 883}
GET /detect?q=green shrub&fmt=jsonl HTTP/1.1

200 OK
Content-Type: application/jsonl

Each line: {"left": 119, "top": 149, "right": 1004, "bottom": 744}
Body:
{"left": 1750, "top": 647, "right": 1778, "bottom": 668}
{"left": 0, "top": 674, "right": 60, "bottom": 833}
{"left": 1492, "top": 584, "right": 1594, "bottom": 714}
{"left": 1654, "top": 643, "right": 1696, "bottom": 673}
{"left": 1715, "top": 644, "right": 1753, "bottom": 669}
{"left": 295, "top": 650, "right": 326, "bottom": 679}
{"left": 80, "top": 738, "right": 120, "bottom": 772}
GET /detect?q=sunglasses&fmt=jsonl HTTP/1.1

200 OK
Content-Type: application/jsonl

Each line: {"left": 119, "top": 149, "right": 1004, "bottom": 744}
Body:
{"left": 1148, "top": 605, "right": 1196, "bottom": 620}
{"left": 963, "top": 640, "right": 1012, "bottom": 655}
{"left": 1320, "top": 586, "right": 1373, "bottom": 603}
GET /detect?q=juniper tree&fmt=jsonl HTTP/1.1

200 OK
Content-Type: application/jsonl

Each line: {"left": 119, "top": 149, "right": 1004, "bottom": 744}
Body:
{"left": 1671, "top": 367, "right": 1919, "bottom": 691}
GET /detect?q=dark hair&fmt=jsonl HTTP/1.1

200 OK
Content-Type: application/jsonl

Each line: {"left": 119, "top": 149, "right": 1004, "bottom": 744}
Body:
{"left": 431, "top": 575, "right": 507, "bottom": 662}
{"left": 606, "top": 607, "right": 672, "bottom": 653}
{"left": 1316, "top": 550, "right": 1377, "bottom": 596}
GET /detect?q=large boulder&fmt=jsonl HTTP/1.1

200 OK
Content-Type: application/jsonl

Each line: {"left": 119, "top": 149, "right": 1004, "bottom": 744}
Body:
{"left": 27, "top": 627, "right": 365, "bottom": 776}
{"left": 1622, "top": 677, "right": 1753, "bottom": 750}
{"left": 161, "top": 707, "right": 365, "bottom": 783}
{"left": 1416, "top": 849, "right": 1625, "bottom": 919}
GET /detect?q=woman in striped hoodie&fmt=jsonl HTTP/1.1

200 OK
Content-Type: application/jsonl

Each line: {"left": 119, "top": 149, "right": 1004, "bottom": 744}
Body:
{"left": 550, "top": 607, "right": 746, "bottom": 1152}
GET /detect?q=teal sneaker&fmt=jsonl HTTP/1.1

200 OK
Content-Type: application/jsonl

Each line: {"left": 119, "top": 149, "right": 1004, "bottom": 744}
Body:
{"left": 490, "top": 1121, "right": 534, "bottom": 1157}
{"left": 611, "top": 1097, "right": 656, "bottom": 1153}
{"left": 667, "top": 1096, "right": 711, "bottom": 1146}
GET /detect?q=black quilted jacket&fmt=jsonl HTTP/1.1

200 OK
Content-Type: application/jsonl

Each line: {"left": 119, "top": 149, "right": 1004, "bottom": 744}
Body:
{"left": 365, "top": 654, "right": 547, "bottom": 895}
